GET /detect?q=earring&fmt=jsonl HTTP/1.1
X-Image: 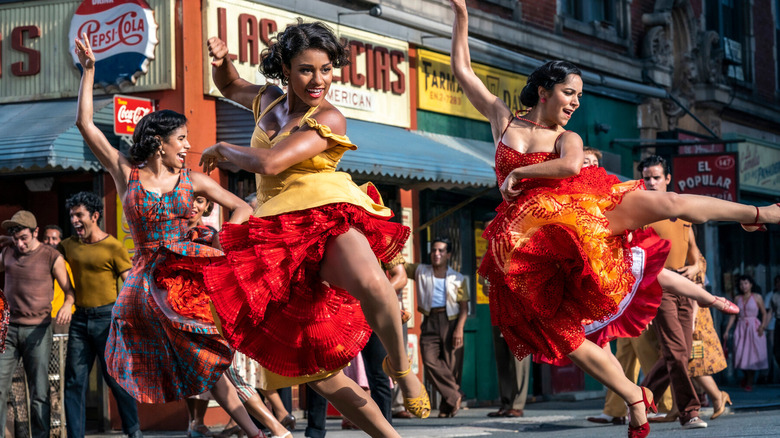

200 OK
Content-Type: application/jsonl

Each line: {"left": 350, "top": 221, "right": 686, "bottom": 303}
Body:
{"left": 160, "top": 149, "right": 165, "bottom": 156}
{"left": 541, "top": 97, "right": 547, "bottom": 103}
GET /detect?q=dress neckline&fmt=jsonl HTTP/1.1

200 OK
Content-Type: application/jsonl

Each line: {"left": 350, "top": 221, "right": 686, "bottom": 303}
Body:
{"left": 134, "top": 167, "right": 184, "bottom": 198}
{"left": 256, "top": 93, "right": 319, "bottom": 144}
{"left": 497, "top": 141, "right": 558, "bottom": 157}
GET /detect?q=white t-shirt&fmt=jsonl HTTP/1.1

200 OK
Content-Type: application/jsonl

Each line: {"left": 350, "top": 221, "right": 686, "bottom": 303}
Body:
{"left": 431, "top": 277, "right": 447, "bottom": 308}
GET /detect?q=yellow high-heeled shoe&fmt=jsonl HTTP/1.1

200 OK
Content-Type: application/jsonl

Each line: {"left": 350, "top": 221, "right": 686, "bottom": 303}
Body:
{"left": 710, "top": 391, "right": 732, "bottom": 420}
{"left": 382, "top": 356, "right": 431, "bottom": 419}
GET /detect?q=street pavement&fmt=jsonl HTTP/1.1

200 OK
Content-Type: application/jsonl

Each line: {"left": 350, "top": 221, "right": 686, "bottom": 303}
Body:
{"left": 89, "top": 384, "right": 780, "bottom": 438}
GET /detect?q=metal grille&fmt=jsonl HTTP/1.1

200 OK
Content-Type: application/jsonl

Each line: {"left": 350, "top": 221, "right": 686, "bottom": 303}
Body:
{"left": 7, "top": 334, "right": 67, "bottom": 438}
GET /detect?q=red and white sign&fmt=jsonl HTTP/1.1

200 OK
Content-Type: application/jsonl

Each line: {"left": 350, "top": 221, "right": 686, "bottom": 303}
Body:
{"left": 673, "top": 153, "right": 738, "bottom": 201}
{"left": 69, "top": 0, "right": 159, "bottom": 88}
{"left": 677, "top": 132, "right": 725, "bottom": 155}
{"left": 114, "top": 94, "right": 154, "bottom": 136}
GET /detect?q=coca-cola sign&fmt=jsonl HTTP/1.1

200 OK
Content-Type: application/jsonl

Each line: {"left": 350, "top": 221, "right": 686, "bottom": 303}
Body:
{"left": 114, "top": 94, "right": 154, "bottom": 136}
{"left": 68, "top": 0, "right": 158, "bottom": 89}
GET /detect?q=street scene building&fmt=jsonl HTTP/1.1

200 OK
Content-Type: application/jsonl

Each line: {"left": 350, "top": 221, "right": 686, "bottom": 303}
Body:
{"left": 0, "top": 0, "right": 778, "bottom": 434}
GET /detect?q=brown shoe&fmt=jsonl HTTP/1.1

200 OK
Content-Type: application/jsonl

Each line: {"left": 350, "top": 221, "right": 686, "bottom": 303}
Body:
{"left": 503, "top": 409, "right": 524, "bottom": 417}
{"left": 392, "top": 410, "right": 414, "bottom": 419}
{"left": 487, "top": 409, "right": 506, "bottom": 417}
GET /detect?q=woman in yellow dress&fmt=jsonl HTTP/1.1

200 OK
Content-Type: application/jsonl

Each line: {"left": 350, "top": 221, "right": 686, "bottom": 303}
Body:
{"left": 197, "top": 21, "right": 428, "bottom": 436}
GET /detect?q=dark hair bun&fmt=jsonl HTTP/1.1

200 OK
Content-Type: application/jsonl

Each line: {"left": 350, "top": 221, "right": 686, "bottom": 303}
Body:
{"left": 520, "top": 60, "right": 582, "bottom": 107}
{"left": 129, "top": 109, "right": 187, "bottom": 163}
{"left": 260, "top": 20, "right": 349, "bottom": 85}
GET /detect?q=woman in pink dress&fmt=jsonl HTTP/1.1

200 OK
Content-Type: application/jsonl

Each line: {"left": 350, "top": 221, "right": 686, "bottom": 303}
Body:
{"left": 724, "top": 275, "right": 770, "bottom": 391}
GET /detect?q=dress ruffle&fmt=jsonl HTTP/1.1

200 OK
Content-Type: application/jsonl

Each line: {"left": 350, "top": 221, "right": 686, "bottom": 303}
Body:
{"left": 481, "top": 148, "right": 668, "bottom": 364}
{"left": 191, "top": 203, "right": 409, "bottom": 377}
{"left": 0, "top": 288, "right": 8, "bottom": 354}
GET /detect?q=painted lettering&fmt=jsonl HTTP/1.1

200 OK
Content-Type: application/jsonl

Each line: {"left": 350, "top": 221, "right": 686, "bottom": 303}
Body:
{"left": 11, "top": 26, "right": 40, "bottom": 77}
{"left": 238, "top": 13, "right": 259, "bottom": 64}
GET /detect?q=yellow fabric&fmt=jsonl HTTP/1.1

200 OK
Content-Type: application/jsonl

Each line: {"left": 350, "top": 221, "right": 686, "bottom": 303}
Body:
{"left": 58, "top": 236, "right": 133, "bottom": 308}
{"left": 51, "top": 263, "right": 75, "bottom": 317}
{"left": 646, "top": 219, "right": 691, "bottom": 270}
{"left": 249, "top": 88, "right": 391, "bottom": 219}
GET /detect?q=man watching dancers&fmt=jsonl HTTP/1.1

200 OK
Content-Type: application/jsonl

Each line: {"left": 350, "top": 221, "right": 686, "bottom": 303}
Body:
{"left": 58, "top": 192, "right": 142, "bottom": 438}
{"left": 638, "top": 155, "right": 708, "bottom": 429}
{"left": 406, "top": 237, "right": 469, "bottom": 418}
{"left": 0, "top": 210, "right": 74, "bottom": 438}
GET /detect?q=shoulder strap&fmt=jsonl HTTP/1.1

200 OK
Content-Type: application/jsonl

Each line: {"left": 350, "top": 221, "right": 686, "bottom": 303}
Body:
{"left": 553, "top": 130, "right": 569, "bottom": 154}
{"left": 252, "top": 85, "right": 287, "bottom": 122}
{"left": 500, "top": 112, "right": 519, "bottom": 141}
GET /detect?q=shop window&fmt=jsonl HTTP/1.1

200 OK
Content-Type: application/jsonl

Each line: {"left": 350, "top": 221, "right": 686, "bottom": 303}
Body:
{"left": 560, "top": 0, "right": 629, "bottom": 45}
{"left": 706, "top": 0, "right": 751, "bottom": 84}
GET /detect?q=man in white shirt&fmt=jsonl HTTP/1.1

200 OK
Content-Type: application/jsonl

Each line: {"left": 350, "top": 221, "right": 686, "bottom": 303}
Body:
{"left": 406, "top": 237, "right": 469, "bottom": 418}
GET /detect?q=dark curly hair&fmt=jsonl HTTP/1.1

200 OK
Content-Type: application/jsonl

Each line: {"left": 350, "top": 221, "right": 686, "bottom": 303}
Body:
{"left": 65, "top": 191, "right": 104, "bottom": 223}
{"left": 129, "top": 110, "right": 188, "bottom": 163}
{"left": 260, "top": 20, "right": 349, "bottom": 85}
{"left": 520, "top": 60, "right": 582, "bottom": 107}
{"left": 737, "top": 274, "right": 756, "bottom": 293}
{"left": 637, "top": 155, "right": 670, "bottom": 176}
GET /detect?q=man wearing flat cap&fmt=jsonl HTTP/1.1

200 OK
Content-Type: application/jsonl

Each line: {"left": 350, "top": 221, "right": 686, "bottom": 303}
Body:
{"left": 0, "top": 210, "right": 74, "bottom": 438}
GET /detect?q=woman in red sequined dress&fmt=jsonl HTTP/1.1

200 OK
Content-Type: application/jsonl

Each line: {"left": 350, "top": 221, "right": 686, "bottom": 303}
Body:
{"left": 449, "top": 1, "right": 778, "bottom": 436}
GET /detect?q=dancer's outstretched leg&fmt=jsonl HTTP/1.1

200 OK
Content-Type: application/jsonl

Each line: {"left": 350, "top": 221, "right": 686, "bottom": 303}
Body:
{"left": 210, "top": 374, "right": 260, "bottom": 437}
{"left": 657, "top": 270, "right": 738, "bottom": 314}
{"left": 320, "top": 228, "right": 428, "bottom": 418}
{"left": 309, "top": 372, "right": 400, "bottom": 438}
{"left": 606, "top": 191, "right": 780, "bottom": 234}
{"left": 568, "top": 340, "right": 650, "bottom": 429}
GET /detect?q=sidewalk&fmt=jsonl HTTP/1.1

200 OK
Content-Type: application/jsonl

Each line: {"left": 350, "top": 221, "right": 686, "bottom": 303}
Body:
{"left": 87, "top": 384, "right": 780, "bottom": 438}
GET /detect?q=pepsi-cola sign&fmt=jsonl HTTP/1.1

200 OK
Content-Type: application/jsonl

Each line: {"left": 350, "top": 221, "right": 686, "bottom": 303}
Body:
{"left": 68, "top": 0, "right": 159, "bottom": 88}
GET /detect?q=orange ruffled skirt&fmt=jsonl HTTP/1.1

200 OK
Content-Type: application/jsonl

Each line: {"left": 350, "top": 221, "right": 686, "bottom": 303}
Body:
{"left": 480, "top": 166, "right": 669, "bottom": 364}
{"left": 185, "top": 203, "right": 410, "bottom": 377}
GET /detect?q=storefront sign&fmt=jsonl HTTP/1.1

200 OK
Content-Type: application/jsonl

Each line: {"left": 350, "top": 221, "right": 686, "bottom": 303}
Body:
{"left": 417, "top": 49, "right": 526, "bottom": 122}
{"left": 68, "top": 0, "right": 159, "bottom": 88}
{"left": 0, "top": 0, "right": 176, "bottom": 104}
{"left": 203, "top": 0, "right": 411, "bottom": 128}
{"left": 672, "top": 153, "right": 738, "bottom": 201}
{"left": 677, "top": 132, "right": 725, "bottom": 155}
{"left": 739, "top": 141, "right": 780, "bottom": 195}
{"left": 114, "top": 94, "right": 154, "bottom": 136}
{"left": 474, "top": 224, "right": 489, "bottom": 304}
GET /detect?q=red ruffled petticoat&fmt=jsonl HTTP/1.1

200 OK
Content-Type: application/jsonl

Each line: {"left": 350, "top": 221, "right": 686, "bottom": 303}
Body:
{"left": 0, "top": 288, "right": 8, "bottom": 353}
{"left": 480, "top": 165, "right": 669, "bottom": 365}
{"left": 199, "top": 203, "right": 409, "bottom": 377}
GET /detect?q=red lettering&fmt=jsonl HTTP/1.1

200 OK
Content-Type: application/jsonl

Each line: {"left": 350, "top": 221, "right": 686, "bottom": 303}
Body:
{"left": 238, "top": 14, "right": 259, "bottom": 64}
{"left": 373, "top": 46, "right": 390, "bottom": 92}
{"left": 260, "top": 19, "right": 277, "bottom": 47}
{"left": 217, "top": 8, "right": 237, "bottom": 61}
{"left": 390, "top": 50, "right": 405, "bottom": 95}
{"left": 11, "top": 26, "right": 40, "bottom": 77}
{"left": 365, "top": 44, "right": 374, "bottom": 89}
{"left": 349, "top": 41, "right": 365, "bottom": 87}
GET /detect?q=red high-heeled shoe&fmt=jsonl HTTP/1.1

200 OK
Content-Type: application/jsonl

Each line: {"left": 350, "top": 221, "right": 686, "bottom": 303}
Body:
{"left": 741, "top": 203, "right": 780, "bottom": 232}
{"left": 627, "top": 387, "right": 657, "bottom": 438}
{"left": 701, "top": 296, "right": 739, "bottom": 315}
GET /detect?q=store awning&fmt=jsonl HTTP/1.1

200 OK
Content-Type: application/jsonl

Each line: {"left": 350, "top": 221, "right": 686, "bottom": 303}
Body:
{"left": 0, "top": 99, "right": 114, "bottom": 173}
{"left": 216, "top": 100, "right": 497, "bottom": 188}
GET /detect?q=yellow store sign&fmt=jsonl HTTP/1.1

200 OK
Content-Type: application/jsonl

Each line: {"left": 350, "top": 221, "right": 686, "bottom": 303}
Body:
{"left": 417, "top": 49, "right": 526, "bottom": 121}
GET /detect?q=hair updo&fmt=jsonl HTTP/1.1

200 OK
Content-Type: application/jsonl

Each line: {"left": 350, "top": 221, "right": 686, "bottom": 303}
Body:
{"left": 260, "top": 20, "right": 350, "bottom": 85}
{"left": 129, "top": 110, "right": 188, "bottom": 163}
{"left": 519, "top": 60, "right": 582, "bottom": 107}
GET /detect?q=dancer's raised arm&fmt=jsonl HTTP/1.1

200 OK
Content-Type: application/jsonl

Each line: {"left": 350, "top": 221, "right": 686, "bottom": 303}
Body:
{"left": 74, "top": 33, "right": 132, "bottom": 198}
{"left": 449, "top": 0, "right": 512, "bottom": 141}
{"left": 208, "top": 37, "right": 264, "bottom": 109}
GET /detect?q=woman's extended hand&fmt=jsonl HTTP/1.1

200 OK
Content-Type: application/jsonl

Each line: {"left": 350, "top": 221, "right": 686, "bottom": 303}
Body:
{"left": 74, "top": 32, "right": 95, "bottom": 70}
{"left": 208, "top": 37, "right": 229, "bottom": 67}
{"left": 200, "top": 143, "right": 226, "bottom": 174}
{"left": 499, "top": 171, "right": 523, "bottom": 203}
{"left": 449, "top": 0, "right": 467, "bottom": 13}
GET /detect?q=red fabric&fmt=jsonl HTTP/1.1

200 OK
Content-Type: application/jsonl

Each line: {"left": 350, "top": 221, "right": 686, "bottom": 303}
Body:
{"left": 0, "top": 288, "right": 8, "bottom": 353}
{"left": 481, "top": 146, "right": 669, "bottom": 365}
{"left": 197, "top": 203, "right": 409, "bottom": 377}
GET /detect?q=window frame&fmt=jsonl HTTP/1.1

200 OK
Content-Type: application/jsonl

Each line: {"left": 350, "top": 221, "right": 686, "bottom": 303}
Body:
{"left": 559, "top": 0, "right": 630, "bottom": 47}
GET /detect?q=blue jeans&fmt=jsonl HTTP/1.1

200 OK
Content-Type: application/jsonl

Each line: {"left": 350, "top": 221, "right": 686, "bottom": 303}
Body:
{"left": 305, "top": 384, "right": 327, "bottom": 438}
{"left": 0, "top": 322, "right": 52, "bottom": 438}
{"left": 64, "top": 303, "right": 140, "bottom": 436}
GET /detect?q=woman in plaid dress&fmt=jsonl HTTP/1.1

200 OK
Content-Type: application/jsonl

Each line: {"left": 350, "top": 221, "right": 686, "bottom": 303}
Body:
{"left": 74, "top": 35, "right": 266, "bottom": 438}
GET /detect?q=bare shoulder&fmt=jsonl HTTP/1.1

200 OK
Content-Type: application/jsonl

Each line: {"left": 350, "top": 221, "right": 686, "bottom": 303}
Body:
{"left": 310, "top": 105, "right": 346, "bottom": 135}
{"left": 559, "top": 130, "right": 584, "bottom": 146}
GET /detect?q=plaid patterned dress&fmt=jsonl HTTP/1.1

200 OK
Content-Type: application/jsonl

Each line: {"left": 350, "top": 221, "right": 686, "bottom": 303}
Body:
{"left": 106, "top": 167, "right": 233, "bottom": 403}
